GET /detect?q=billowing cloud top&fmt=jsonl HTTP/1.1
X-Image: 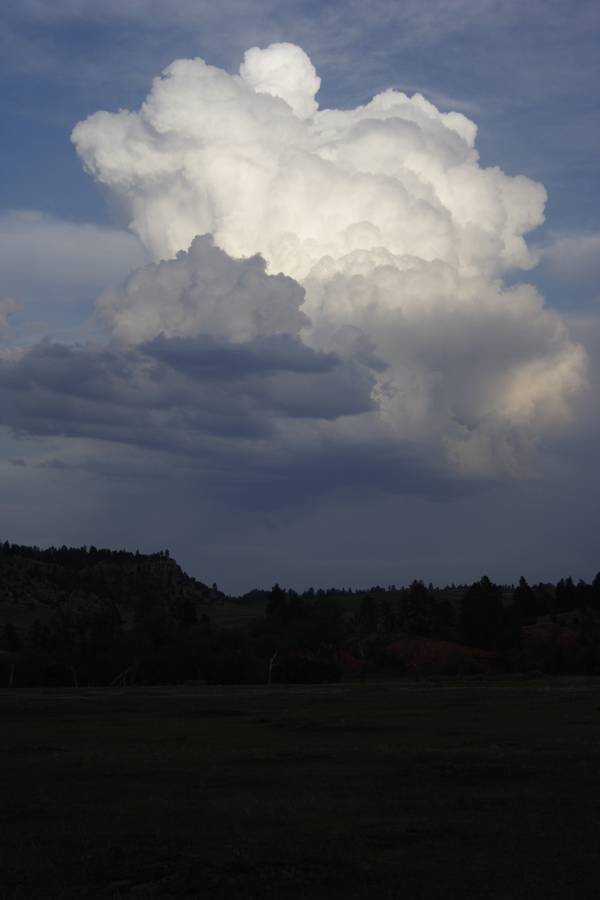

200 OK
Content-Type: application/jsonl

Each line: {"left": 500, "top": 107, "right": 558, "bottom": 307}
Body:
{"left": 9, "top": 42, "right": 584, "bottom": 482}
{"left": 239, "top": 42, "right": 321, "bottom": 120}
{"left": 73, "top": 42, "right": 544, "bottom": 281}
{"left": 97, "top": 234, "right": 308, "bottom": 344}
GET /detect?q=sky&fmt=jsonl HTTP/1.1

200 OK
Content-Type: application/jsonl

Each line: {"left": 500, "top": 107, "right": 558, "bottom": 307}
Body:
{"left": 1, "top": 0, "right": 599, "bottom": 594}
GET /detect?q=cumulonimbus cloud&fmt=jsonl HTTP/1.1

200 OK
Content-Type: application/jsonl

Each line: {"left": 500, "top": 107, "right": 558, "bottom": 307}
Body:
{"left": 64, "top": 43, "right": 585, "bottom": 478}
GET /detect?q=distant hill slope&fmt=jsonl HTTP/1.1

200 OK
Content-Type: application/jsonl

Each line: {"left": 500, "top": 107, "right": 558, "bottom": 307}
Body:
{"left": 0, "top": 542, "right": 219, "bottom": 616}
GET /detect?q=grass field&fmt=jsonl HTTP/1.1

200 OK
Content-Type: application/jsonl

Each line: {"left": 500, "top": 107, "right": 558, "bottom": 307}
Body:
{"left": 2, "top": 679, "right": 600, "bottom": 898}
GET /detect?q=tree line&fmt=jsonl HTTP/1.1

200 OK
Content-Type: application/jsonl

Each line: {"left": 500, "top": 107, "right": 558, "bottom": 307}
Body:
{"left": 1, "top": 541, "right": 600, "bottom": 685}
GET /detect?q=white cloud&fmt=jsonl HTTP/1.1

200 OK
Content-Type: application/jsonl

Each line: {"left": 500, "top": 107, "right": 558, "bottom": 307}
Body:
{"left": 26, "top": 43, "right": 576, "bottom": 480}
{"left": 73, "top": 46, "right": 542, "bottom": 281}
{"left": 239, "top": 43, "right": 321, "bottom": 120}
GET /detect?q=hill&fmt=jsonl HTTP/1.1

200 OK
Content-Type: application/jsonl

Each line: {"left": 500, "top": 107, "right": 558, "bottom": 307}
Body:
{"left": 0, "top": 541, "right": 218, "bottom": 621}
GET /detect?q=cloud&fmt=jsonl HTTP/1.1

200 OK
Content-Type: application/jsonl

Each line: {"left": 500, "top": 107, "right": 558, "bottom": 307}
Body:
{"left": 0, "top": 209, "right": 147, "bottom": 305}
{"left": 526, "top": 230, "right": 600, "bottom": 313}
{"left": 239, "top": 42, "right": 321, "bottom": 119}
{"left": 97, "top": 234, "right": 307, "bottom": 344}
{"left": 0, "top": 335, "right": 376, "bottom": 452}
{"left": 144, "top": 332, "right": 336, "bottom": 380}
{"left": 73, "top": 44, "right": 541, "bottom": 278}
{"left": 541, "top": 232, "right": 600, "bottom": 296}
{"left": 65, "top": 43, "right": 586, "bottom": 480}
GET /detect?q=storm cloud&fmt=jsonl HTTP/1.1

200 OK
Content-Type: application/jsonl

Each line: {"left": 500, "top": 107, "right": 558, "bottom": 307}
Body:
{"left": 62, "top": 43, "right": 586, "bottom": 480}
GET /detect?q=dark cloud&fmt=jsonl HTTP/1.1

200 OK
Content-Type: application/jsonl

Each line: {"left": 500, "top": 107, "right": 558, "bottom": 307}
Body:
{"left": 0, "top": 330, "right": 376, "bottom": 449}
{"left": 143, "top": 332, "right": 339, "bottom": 380}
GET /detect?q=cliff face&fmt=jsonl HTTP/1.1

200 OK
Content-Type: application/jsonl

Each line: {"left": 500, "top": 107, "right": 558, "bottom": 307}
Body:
{"left": 0, "top": 543, "right": 217, "bottom": 615}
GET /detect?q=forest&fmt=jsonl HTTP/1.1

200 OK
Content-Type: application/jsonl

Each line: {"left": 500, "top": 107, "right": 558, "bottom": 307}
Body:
{"left": 2, "top": 541, "right": 600, "bottom": 687}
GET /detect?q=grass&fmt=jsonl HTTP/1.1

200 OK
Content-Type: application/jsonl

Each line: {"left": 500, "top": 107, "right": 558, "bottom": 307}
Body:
{"left": 2, "top": 678, "right": 600, "bottom": 898}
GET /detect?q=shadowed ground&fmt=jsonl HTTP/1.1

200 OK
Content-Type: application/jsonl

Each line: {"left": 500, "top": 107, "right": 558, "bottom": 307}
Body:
{"left": 2, "top": 679, "right": 600, "bottom": 898}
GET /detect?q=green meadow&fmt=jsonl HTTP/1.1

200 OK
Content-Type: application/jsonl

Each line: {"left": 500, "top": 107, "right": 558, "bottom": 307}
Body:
{"left": 2, "top": 679, "right": 600, "bottom": 898}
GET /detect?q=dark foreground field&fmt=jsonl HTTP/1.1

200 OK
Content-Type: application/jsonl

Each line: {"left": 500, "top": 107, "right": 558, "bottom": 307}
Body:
{"left": 2, "top": 679, "right": 600, "bottom": 899}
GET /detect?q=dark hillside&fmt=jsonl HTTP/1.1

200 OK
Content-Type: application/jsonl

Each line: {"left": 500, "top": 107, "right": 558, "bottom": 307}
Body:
{"left": 0, "top": 542, "right": 218, "bottom": 617}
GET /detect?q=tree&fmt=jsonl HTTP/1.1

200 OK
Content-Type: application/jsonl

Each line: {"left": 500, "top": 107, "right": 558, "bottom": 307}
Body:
{"left": 460, "top": 576, "right": 504, "bottom": 649}
{"left": 512, "top": 576, "right": 537, "bottom": 625}
{"left": 591, "top": 572, "right": 600, "bottom": 611}
{"left": 555, "top": 577, "right": 576, "bottom": 614}
{"left": 357, "top": 594, "right": 377, "bottom": 633}
{"left": 402, "top": 580, "right": 433, "bottom": 635}
{"left": 266, "top": 583, "right": 286, "bottom": 618}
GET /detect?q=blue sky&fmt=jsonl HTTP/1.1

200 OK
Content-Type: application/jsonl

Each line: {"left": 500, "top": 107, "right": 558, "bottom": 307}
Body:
{"left": 1, "top": 1, "right": 599, "bottom": 592}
